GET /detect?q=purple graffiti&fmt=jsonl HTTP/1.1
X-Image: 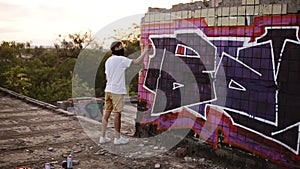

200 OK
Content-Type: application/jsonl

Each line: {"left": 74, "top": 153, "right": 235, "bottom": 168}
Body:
{"left": 143, "top": 28, "right": 300, "bottom": 155}
{"left": 144, "top": 32, "right": 216, "bottom": 116}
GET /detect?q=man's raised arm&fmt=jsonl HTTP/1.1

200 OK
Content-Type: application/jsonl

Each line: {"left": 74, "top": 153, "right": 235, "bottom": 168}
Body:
{"left": 132, "top": 45, "right": 149, "bottom": 65}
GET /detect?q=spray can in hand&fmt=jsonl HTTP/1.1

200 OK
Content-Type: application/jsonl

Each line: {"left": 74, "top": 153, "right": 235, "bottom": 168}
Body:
{"left": 67, "top": 154, "right": 73, "bottom": 169}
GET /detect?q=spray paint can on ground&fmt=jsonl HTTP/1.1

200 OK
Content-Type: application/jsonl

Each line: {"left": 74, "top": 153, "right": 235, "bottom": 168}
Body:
{"left": 67, "top": 154, "right": 73, "bottom": 169}
{"left": 44, "top": 163, "right": 51, "bottom": 169}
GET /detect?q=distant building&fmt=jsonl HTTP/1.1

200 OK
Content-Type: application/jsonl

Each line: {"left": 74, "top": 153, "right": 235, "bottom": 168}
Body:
{"left": 20, "top": 53, "right": 33, "bottom": 59}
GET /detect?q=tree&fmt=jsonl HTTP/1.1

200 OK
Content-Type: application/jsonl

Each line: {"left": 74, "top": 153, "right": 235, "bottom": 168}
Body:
{"left": 54, "top": 31, "right": 94, "bottom": 58}
{"left": 111, "top": 23, "right": 141, "bottom": 42}
{"left": 95, "top": 51, "right": 111, "bottom": 97}
{"left": 72, "top": 74, "right": 94, "bottom": 98}
{"left": 0, "top": 41, "right": 25, "bottom": 86}
{"left": 0, "top": 24, "right": 143, "bottom": 104}
{"left": 2, "top": 65, "right": 32, "bottom": 95}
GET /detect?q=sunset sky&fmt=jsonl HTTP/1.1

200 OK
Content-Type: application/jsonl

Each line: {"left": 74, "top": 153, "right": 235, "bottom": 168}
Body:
{"left": 0, "top": 0, "right": 194, "bottom": 46}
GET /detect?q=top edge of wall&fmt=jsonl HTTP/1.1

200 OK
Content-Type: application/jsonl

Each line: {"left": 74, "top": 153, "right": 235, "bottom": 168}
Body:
{"left": 147, "top": 0, "right": 299, "bottom": 14}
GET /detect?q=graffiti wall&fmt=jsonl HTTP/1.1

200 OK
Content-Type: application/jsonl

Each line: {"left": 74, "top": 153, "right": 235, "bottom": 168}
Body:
{"left": 138, "top": 0, "right": 300, "bottom": 168}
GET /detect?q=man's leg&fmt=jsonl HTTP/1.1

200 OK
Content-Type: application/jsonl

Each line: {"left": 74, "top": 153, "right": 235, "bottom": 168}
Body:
{"left": 111, "top": 93, "right": 128, "bottom": 144}
{"left": 101, "top": 110, "right": 111, "bottom": 137}
{"left": 101, "top": 92, "right": 113, "bottom": 138}
{"left": 114, "top": 112, "right": 121, "bottom": 139}
{"left": 111, "top": 93, "right": 124, "bottom": 139}
{"left": 113, "top": 111, "right": 129, "bottom": 145}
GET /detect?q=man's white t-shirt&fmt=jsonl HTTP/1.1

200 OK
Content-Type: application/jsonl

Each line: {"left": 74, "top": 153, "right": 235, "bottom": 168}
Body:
{"left": 104, "top": 55, "right": 132, "bottom": 94}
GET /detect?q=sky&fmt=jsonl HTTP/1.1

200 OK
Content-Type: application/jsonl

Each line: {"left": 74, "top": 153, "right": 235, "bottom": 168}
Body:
{"left": 0, "top": 0, "right": 195, "bottom": 47}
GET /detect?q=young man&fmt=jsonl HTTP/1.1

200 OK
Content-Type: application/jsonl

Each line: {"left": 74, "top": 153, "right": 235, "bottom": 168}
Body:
{"left": 99, "top": 41, "right": 149, "bottom": 145}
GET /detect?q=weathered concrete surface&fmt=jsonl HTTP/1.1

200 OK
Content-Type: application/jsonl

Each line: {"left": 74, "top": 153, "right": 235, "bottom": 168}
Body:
{"left": 0, "top": 88, "right": 226, "bottom": 169}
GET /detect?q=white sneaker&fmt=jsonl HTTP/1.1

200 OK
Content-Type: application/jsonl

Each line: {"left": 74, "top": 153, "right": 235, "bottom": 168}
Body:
{"left": 99, "top": 137, "right": 111, "bottom": 144}
{"left": 114, "top": 137, "right": 129, "bottom": 145}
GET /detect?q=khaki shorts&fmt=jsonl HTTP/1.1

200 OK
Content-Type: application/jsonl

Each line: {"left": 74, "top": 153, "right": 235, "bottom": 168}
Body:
{"left": 104, "top": 92, "right": 124, "bottom": 113}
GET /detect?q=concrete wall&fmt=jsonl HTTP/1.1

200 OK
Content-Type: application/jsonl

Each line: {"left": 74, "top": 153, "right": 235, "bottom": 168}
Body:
{"left": 137, "top": 0, "right": 300, "bottom": 168}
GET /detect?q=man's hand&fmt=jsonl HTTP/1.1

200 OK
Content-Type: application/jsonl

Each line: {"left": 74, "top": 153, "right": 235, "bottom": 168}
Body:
{"left": 144, "top": 44, "right": 150, "bottom": 52}
{"left": 132, "top": 44, "right": 150, "bottom": 65}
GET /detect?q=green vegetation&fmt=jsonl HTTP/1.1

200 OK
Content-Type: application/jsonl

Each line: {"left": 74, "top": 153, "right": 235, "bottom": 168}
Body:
{"left": 0, "top": 26, "right": 141, "bottom": 104}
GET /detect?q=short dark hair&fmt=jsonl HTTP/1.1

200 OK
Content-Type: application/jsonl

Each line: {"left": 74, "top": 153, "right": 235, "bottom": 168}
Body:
{"left": 110, "top": 41, "right": 122, "bottom": 51}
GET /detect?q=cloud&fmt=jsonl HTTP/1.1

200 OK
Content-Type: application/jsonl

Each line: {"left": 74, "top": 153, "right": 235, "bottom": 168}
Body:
{"left": 0, "top": 27, "right": 20, "bottom": 33}
{"left": 0, "top": 0, "right": 194, "bottom": 46}
{"left": 0, "top": 2, "right": 30, "bottom": 21}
